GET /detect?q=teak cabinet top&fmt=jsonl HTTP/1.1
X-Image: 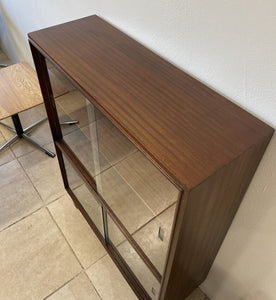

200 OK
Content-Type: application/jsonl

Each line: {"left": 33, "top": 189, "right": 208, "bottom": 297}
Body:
{"left": 28, "top": 15, "right": 274, "bottom": 190}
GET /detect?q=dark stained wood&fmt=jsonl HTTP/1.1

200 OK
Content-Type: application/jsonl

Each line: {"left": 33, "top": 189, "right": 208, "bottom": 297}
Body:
{"left": 29, "top": 43, "right": 62, "bottom": 141}
{"left": 29, "top": 15, "right": 274, "bottom": 300}
{"left": 28, "top": 15, "right": 274, "bottom": 190}
{"left": 160, "top": 133, "right": 273, "bottom": 299}
{"left": 55, "top": 144, "right": 69, "bottom": 189}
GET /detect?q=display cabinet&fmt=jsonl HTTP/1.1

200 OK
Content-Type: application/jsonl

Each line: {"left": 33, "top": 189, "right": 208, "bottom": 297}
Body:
{"left": 28, "top": 15, "right": 274, "bottom": 299}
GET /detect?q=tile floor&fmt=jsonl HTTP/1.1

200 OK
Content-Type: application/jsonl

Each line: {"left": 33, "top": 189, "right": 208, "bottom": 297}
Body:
{"left": 0, "top": 51, "right": 209, "bottom": 299}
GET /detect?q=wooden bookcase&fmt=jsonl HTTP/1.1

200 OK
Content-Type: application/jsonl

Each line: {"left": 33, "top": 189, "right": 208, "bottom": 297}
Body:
{"left": 28, "top": 15, "right": 274, "bottom": 299}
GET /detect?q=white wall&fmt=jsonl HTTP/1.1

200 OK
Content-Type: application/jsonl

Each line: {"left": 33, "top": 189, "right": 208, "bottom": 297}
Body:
{"left": 0, "top": 0, "right": 99, "bottom": 63}
{"left": 1, "top": 1, "right": 275, "bottom": 299}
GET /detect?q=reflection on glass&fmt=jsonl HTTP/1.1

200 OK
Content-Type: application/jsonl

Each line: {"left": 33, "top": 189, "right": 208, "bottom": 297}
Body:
{"left": 50, "top": 76, "right": 137, "bottom": 177}
{"left": 97, "top": 150, "right": 179, "bottom": 274}
{"left": 46, "top": 59, "right": 76, "bottom": 95}
{"left": 132, "top": 204, "right": 177, "bottom": 274}
{"left": 57, "top": 91, "right": 104, "bottom": 177}
{"left": 63, "top": 154, "right": 104, "bottom": 237}
{"left": 107, "top": 214, "right": 160, "bottom": 299}
{"left": 96, "top": 166, "right": 154, "bottom": 236}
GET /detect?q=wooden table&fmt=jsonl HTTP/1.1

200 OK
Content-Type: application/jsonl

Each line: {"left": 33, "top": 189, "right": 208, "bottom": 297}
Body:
{"left": 0, "top": 62, "right": 71, "bottom": 157}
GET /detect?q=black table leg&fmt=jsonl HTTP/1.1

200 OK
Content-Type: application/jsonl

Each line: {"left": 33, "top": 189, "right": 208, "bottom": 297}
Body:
{"left": 11, "top": 114, "right": 24, "bottom": 137}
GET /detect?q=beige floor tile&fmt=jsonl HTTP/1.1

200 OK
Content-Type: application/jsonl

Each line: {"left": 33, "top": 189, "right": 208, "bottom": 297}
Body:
{"left": 0, "top": 159, "right": 42, "bottom": 230}
{"left": 18, "top": 144, "right": 65, "bottom": 203}
{"left": 0, "top": 208, "right": 81, "bottom": 300}
{"left": 0, "top": 131, "right": 15, "bottom": 166}
{"left": 46, "top": 272, "right": 100, "bottom": 300}
{"left": 185, "top": 288, "right": 209, "bottom": 300}
{"left": 48, "top": 194, "right": 106, "bottom": 268}
{"left": 86, "top": 255, "right": 138, "bottom": 300}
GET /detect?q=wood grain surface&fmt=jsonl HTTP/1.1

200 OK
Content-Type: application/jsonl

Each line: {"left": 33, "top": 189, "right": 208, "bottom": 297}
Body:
{"left": 28, "top": 15, "right": 274, "bottom": 190}
{"left": 0, "top": 62, "right": 67, "bottom": 121}
{"left": 0, "top": 62, "right": 43, "bottom": 120}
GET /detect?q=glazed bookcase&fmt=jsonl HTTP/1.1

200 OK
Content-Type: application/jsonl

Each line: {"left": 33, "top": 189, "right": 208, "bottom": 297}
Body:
{"left": 28, "top": 15, "right": 274, "bottom": 299}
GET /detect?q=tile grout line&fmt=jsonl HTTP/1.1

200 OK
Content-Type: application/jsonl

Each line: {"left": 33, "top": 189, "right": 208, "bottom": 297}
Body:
{"left": 0, "top": 205, "right": 43, "bottom": 233}
{"left": 17, "top": 154, "right": 45, "bottom": 203}
{"left": 0, "top": 127, "right": 16, "bottom": 165}
{"left": 45, "top": 206, "right": 105, "bottom": 299}
{"left": 0, "top": 153, "right": 46, "bottom": 233}
{"left": 84, "top": 252, "right": 108, "bottom": 271}
{"left": 42, "top": 271, "right": 82, "bottom": 299}
{"left": 0, "top": 148, "right": 67, "bottom": 233}
{"left": 0, "top": 193, "right": 64, "bottom": 233}
{"left": 45, "top": 206, "right": 85, "bottom": 269}
{"left": 16, "top": 143, "right": 66, "bottom": 206}
{"left": 42, "top": 270, "right": 103, "bottom": 300}
{"left": 0, "top": 156, "right": 16, "bottom": 168}
{"left": 17, "top": 150, "right": 67, "bottom": 208}
{"left": 83, "top": 271, "right": 104, "bottom": 300}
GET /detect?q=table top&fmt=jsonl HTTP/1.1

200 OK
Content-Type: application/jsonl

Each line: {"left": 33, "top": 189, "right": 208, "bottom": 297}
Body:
{"left": 28, "top": 15, "right": 274, "bottom": 189}
{"left": 0, "top": 62, "right": 43, "bottom": 120}
{"left": 0, "top": 62, "right": 68, "bottom": 121}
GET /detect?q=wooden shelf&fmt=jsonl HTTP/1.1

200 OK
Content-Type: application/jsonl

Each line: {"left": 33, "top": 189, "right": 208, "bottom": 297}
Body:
{"left": 29, "top": 15, "right": 274, "bottom": 299}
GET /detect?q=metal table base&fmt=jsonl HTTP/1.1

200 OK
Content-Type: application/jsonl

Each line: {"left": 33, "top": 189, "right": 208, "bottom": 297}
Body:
{"left": 0, "top": 114, "right": 78, "bottom": 157}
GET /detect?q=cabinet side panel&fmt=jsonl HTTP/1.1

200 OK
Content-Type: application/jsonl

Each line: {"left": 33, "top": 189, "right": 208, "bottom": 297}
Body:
{"left": 161, "top": 134, "right": 273, "bottom": 299}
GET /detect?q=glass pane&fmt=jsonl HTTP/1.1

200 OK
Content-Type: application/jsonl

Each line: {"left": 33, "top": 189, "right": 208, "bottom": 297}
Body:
{"left": 57, "top": 91, "right": 106, "bottom": 177}
{"left": 63, "top": 154, "right": 104, "bottom": 237}
{"left": 47, "top": 59, "right": 136, "bottom": 177}
{"left": 97, "top": 150, "right": 179, "bottom": 274}
{"left": 46, "top": 59, "right": 76, "bottom": 95}
{"left": 96, "top": 165, "right": 155, "bottom": 238}
{"left": 47, "top": 60, "right": 180, "bottom": 276}
{"left": 132, "top": 204, "right": 177, "bottom": 274}
{"left": 107, "top": 214, "right": 161, "bottom": 299}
